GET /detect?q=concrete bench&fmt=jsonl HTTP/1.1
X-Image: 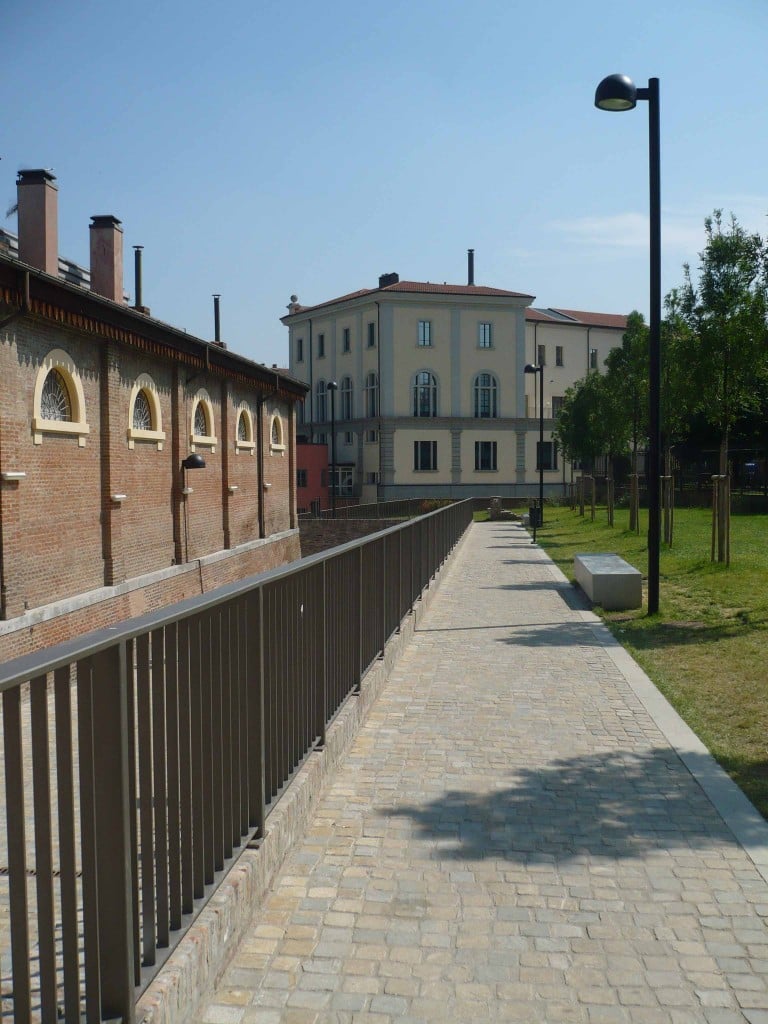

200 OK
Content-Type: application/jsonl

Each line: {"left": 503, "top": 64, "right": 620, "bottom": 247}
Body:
{"left": 573, "top": 553, "right": 642, "bottom": 610}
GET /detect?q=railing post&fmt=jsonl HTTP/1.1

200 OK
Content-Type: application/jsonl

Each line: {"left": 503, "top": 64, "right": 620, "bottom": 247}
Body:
{"left": 90, "top": 641, "right": 136, "bottom": 1024}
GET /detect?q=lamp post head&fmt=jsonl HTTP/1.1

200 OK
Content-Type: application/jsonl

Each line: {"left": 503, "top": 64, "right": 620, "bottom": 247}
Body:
{"left": 595, "top": 73, "right": 638, "bottom": 111}
{"left": 182, "top": 453, "right": 206, "bottom": 470}
{"left": 524, "top": 363, "right": 541, "bottom": 374}
{"left": 327, "top": 380, "right": 338, "bottom": 391}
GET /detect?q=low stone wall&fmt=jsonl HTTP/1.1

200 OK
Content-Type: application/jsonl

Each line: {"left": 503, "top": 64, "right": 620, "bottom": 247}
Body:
{"left": 299, "top": 518, "right": 400, "bottom": 557}
{"left": 135, "top": 524, "right": 471, "bottom": 1024}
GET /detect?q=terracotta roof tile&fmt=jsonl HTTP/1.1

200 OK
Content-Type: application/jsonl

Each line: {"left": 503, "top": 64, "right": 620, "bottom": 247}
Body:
{"left": 381, "top": 280, "right": 533, "bottom": 299}
{"left": 550, "top": 308, "right": 628, "bottom": 329}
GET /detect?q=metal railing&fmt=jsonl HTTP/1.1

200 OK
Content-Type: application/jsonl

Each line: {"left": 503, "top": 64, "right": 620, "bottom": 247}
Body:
{"left": 0, "top": 498, "right": 473, "bottom": 1023}
{"left": 298, "top": 497, "right": 454, "bottom": 521}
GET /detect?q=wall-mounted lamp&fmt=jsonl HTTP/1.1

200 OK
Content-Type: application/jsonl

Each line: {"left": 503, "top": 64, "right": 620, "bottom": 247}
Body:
{"left": 1, "top": 471, "right": 26, "bottom": 481}
{"left": 182, "top": 486, "right": 194, "bottom": 496}
{"left": 111, "top": 493, "right": 127, "bottom": 504}
{"left": 228, "top": 484, "right": 238, "bottom": 494}
{"left": 182, "top": 453, "right": 206, "bottom": 470}
{"left": 263, "top": 481, "right": 272, "bottom": 491}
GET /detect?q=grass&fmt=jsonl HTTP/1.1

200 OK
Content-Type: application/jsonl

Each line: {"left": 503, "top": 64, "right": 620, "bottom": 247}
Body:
{"left": 524, "top": 503, "right": 768, "bottom": 821}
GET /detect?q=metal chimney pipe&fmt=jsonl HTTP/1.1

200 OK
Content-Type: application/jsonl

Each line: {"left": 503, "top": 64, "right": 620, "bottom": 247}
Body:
{"left": 213, "top": 294, "right": 221, "bottom": 343}
{"left": 468, "top": 248, "right": 475, "bottom": 286}
{"left": 133, "top": 246, "right": 143, "bottom": 309}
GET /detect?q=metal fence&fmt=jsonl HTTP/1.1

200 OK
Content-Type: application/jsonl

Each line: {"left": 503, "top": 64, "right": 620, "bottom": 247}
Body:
{"left": 298, "top": 497, "right": 455, "bottom": 521}
{"left": 0, "top": 498, "right": 473, "bottom": 1023}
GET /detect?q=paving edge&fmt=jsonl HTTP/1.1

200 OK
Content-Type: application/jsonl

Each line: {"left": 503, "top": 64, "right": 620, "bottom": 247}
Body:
{"left": 537, "top": 539, "right": 768, "bottom": 887}
{"left": 135, "top": 526, "right": 471, "bottom": 1024}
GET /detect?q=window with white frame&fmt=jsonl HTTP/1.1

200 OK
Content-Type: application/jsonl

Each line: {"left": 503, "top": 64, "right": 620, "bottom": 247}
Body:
{"left": 32, "top": 349, "right": 90, "bottom": 446}
{"left": 340, "top": 376, "right": 353, "bottom": 420}
{"left": 417, "top": 320, "right": 432, "bottom": 346}
{"left": 556, "top": 345, "right": 564, "bottom": 367}
{"left": 316, "top": 380, "right": 327, "bottom": 422}
{"left": 297, "top": 468, "right": 308, "bottom": 488}
{"left": 537, "top": 343, "right": 546, "bottom": 366}
{"left": 128, "top": 374, "right": 165, "bottom": 450}
{"left": 413, "top": 371, "right": 437, "bottom": 417}
{"left": 190, "top": 391, "right": 217, "bottom": 451}
{"left": 473, "top": 373, "right": 498, "bottom": 418}
{"left": 537, "top": 441, "right": 557, "bottom": 470}
{"left": 413, "top": 440, "right": 437, "bottom": 471}
{"left": 474, "top": 440, "right": 497, "bottom": 471}
{"left": 589, "top": 348, "right": 598, "bottom": 369}
{"left": 365, "top": 372, "right": 378, "bottom": 417}
{"left": 236, "top": 406, "right": 255, "bottom": 454}
{"left": 270, "top": 414, "right": 285, "bottom": 454}
{"left": 478, "top": 322, "right": 492, "bottom": 348}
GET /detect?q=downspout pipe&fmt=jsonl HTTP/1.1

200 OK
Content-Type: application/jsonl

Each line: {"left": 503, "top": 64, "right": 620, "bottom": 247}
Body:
{"left": 375, "top": 300, "right": 381, "bottom": 499}
{"left": 257, "top": 393, "right": 266, "bottom": 538}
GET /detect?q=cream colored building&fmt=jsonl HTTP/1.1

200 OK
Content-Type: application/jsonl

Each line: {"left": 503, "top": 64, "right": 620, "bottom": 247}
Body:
{"left": 281, "top": 268, "right": 627, "bottom": 502}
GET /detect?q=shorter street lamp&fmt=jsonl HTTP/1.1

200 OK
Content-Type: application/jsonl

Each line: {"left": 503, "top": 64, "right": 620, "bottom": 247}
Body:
{"left": 524, "top": 363, "right": 544, "bottom": 543}
{"left": 327, "top": 381, "right": 338, "bottom": 518}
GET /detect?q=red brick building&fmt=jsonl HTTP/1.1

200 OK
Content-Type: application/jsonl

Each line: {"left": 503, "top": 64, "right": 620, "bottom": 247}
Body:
{"left": 0, "top": 170, "right": 307, "bottom": 660}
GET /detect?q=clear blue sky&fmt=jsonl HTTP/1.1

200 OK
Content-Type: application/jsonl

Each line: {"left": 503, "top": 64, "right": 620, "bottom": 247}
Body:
{"left": 5, "top": 0, "right": 767, "bottom": 368}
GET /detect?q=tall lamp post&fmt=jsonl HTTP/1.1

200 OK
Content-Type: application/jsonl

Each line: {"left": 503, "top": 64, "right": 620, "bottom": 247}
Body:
{"left": 595, "top": 73, "right": 661, "bottom": 614}
{"left": 327, "top": 380, "right": 338, "bottom": 518}
{"left": 524, "top": 363, "right": 544, "bottom": 542}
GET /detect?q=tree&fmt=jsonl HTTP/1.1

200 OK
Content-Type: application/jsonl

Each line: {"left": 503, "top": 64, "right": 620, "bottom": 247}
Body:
{"left": 678, "top": 211, "right": 768, "bottom": 473}
{"left": 604, "top": 311, "right": 648, "bottom": 530}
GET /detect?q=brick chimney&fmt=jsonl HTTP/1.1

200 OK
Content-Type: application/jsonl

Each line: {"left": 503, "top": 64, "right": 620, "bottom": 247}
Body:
{"left": 89, "top": 215, "right": 124, "bottom": 302}
{"left": 16, "top": 169, "right": 59, "bottom": 275}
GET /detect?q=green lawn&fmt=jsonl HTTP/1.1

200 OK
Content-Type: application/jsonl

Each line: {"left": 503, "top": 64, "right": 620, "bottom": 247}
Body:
{"left": 523, "top": 504, "right": 768, "bottom": 821}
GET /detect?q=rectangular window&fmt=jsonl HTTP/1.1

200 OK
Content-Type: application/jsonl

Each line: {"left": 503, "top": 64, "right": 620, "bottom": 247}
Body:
{"left": 297, "top": 468, "right": 308, "bottom": 488}
{"left": 418, "top": 320, "right": 432, "bottom": 347}
{"left": 478, "top": 322, "right": 492, "bottom": 348}
{"left": 365, "top": 471, "right": 379, "bottom": 485}
{"left": 537, "top": 343, "right": 546, "bottom": 366}
{"left": 413, "top": 440, "right": 437, "bottom": 471}
{"left": 344, "top": 431, "right": 353, "bottom": 445}
{"left": 590, "top": 348, "right": 598, "bottom": 369}
{"left": 317, "top": 333, "right": 325, "bottom": 358}
{"left": 537, "top": 441, "right": 558, "bottom": 471}
{"left": 342, "top": 327, "right": 351, "bottom": 352}
{"left": 365, "top": 429, "right": 378, "bottom": 443}
{"left": 556, "top": 345, "right": 563, "bottom": 367}
{"left": 552, "top": 396, "right": 564, "bottom": 418}
{"left": 367, "top": 322, "right": 376, "bottom": 348}
{"left": 474, "top": 441, "right": 497, "bottom": 471}
{"left": 297, "top": 337, "right": 304, "bottom": 362}
{"left": 332, "top": 467, "right": 354, "bottom": 495}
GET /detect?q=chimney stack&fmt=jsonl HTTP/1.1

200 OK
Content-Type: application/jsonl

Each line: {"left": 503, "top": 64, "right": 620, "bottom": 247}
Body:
{"left": 17, "top": 169, "right": 59, "bottom": 275}
{"left": 89, "top": 215, "right": 124, "bottom": 301}
{"left": 213, "top": 294, "right": 221, "bottom": 343}
{"left": 467, "top": 249, "right": 475, "bottom": 286}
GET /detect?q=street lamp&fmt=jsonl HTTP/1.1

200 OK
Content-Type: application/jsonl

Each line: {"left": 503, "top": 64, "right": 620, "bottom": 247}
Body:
{"left": 524, "top": 363, "right": 544, "bottom": 542}
{"left": 327, "top": 380, "right": 338, "bottom": 518}
{"left": 595, "top": 73, "right": 661, "bottom": 614}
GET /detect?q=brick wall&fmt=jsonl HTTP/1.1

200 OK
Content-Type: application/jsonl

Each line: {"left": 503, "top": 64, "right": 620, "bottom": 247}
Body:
{"left": 0, "top": 303, "right": 302, "bottom": 659}
{"left": 298, "top": 519, "right": 400, "bottom": 558}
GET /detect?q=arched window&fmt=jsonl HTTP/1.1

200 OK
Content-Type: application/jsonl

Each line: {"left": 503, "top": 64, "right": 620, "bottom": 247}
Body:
{"left": 365, "top": 372, "right": 378, "bottom": 417}
{"left": 412, "top": 371, "right": 438, "bottom": 418}
{"left": 32, "top": 348, "right": 90, "bottom": 446}
{"left": 316, "top": 380, "right": 327, "bottom": 422}
{"left": 41, "top": 369, "right": 71, "bottom": 421}
{"left": 340, "top": 376, "right": 353, "bottom": 420}
{"left": 270, "top": 414, "right": 286, "bottom": 454}
{"left": 128, "top": 374, "right": 165, "bottom": 449}
{"left": 473, "top": 373, "right": 498, "bottom": 418}
{"left": 235, "top": 405, "right": 255, "bottom": 454}
{"left": 190, "top": 390, "right": 217, "bottom": 452}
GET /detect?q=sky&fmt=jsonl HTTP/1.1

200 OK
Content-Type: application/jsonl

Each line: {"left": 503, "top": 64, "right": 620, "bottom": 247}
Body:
{"left": 4, "top": 0, "right": 767, "bottom": 369}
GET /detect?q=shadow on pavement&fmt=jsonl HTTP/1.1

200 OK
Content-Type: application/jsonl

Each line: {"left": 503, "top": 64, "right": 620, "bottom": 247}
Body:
{"left": 382, "top": 748, "right": 749, "bottom": 864}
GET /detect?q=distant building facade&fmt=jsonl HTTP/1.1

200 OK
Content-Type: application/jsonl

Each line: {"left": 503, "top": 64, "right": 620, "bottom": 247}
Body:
{"left": 282, "top": 259, "right": 627, "bottom": 502}
{"left": 0, "top": 170, "right": 307, "bottom": 659}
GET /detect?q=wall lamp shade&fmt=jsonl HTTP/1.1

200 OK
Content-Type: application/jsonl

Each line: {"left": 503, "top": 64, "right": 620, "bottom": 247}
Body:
{"left": 595, "top": 74, "right": 638, "bottom": 111}
{"left": 182, "top": 453, "right": 206, "bottom": 470}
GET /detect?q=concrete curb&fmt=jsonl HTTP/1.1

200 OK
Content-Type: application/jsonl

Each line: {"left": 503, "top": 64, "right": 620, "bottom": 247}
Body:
{"left": 136, "top": 527, "right": 471, "bottom": 1024}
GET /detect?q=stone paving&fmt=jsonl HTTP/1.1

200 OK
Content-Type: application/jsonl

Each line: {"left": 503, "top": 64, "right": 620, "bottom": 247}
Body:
{"left": 195, "top": 520, "right": 768, "bottom": 1024}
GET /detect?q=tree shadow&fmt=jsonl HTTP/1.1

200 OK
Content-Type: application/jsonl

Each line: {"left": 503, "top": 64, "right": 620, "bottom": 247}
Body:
{"left": 494, "top": 621, "right": 607, "bottom": 647}
{"left": 489, "top": 579, "right": 592, "bottom": 611}
{"left": 381, "top": 748, "right": 758, "bottom": 864}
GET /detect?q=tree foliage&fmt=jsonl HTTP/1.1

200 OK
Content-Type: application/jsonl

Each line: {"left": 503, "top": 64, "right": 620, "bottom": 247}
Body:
{"left": 676, "top": 211, "right": 768, "bottom": 469}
